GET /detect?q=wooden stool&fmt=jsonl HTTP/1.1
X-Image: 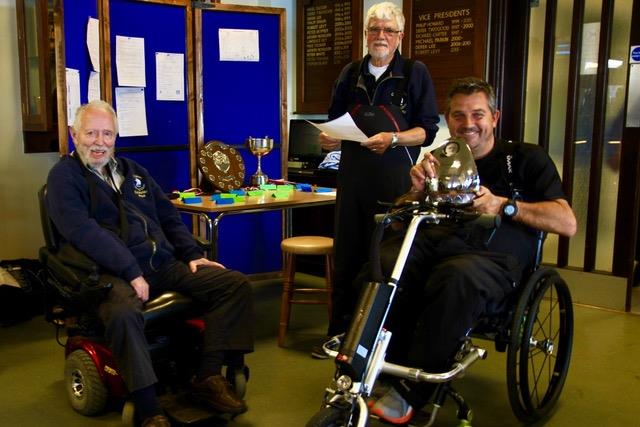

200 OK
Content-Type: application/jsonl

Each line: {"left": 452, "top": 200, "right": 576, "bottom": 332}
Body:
{"left": 278, "top": 236, "right": 334, "bottom": 347}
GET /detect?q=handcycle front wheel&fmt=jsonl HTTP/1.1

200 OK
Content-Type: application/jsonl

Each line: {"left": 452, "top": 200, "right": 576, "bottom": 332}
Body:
{"left": 506, "top": 267, "right": 573, "bottom": 423}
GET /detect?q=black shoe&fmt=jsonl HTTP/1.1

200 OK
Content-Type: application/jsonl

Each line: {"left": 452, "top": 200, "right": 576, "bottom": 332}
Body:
{"left": 310, "top": 343, "right": 331, "bottom": 359}
{"left": 190, "top": 375, "right": 248, "bottom": 415}
{"left": 310, "top": 335, "right": 341, "bottom": 359}
{"left": 141, "top": 415, "right": 171, "bottom": 427}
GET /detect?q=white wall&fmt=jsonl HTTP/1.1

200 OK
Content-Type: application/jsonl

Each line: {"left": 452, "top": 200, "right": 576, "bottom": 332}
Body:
{"left": 0, "top": 0, "right": 59, "bottom": 260}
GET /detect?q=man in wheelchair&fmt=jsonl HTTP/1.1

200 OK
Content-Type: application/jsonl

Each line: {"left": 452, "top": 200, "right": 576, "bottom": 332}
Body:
{"left": 45, "top": 101, "right": 254, "bottom": 427}
{"left": 366, "top": 77, "right": 577, "bottom": 424}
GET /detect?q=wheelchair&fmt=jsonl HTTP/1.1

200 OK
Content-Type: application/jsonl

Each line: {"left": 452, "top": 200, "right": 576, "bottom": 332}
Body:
{"left": 306, "top": 199, "right": 573, "bottom": 427}
{"left": 37, "top": 185, "right": 248, "bottom": 425}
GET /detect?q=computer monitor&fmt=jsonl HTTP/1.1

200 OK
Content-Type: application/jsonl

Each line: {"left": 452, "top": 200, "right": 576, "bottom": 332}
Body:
{"left": 287, "top": 119, "right": 324, "bottom": 170}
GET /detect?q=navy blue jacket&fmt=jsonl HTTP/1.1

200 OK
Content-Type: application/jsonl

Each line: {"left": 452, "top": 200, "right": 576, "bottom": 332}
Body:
{"left": 328, "top": 50, "right": 439, "bottom": 146}
{"left": 46, "top": 155, "right": 203, "bottom": 282}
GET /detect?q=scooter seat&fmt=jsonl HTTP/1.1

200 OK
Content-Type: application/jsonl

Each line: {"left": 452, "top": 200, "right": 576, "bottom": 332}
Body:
{"left": 143, "top": 291, "right": 195, "bottom": 326}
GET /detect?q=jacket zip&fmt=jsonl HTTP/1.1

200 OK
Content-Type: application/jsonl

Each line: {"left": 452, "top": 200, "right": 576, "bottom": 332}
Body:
{"left": 130, "top": 207, "right": 159, "bottom": 272}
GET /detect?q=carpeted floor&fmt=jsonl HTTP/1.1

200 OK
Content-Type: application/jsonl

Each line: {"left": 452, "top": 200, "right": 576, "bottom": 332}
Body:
{"left": 1, "top": 274, "right": 639, "bottom": 426}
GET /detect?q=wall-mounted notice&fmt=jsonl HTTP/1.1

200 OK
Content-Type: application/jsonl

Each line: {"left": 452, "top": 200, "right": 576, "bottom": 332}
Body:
{"left": 296, "top": 0, "right": 361, "bottom": 114}
{"left": 407, "top": 0, "right": 489, "bottom": 112}
{"left": 115, "top": 87, "right": 148, "bottom": 137}
{"left": 86, "top": 17, "right": 100, "bottom": 72}
{"left": 219, "top": 28, "right": 260, "bottom": 62}
{"left": 155, "top": 52, "right": 185, "bottom": 101}
{"left": 65, "top": 68, "right": 81, "bottom": 126}
{"left": 116, "top": 35, "right": 146, "bottom": 87}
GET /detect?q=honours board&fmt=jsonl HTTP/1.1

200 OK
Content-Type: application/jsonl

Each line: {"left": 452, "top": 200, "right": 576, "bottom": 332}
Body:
{"left": 405, "top": 0, "right": 489, "bottom": 112}
{"left": 296, "top": 0, "right": 362, "bottom": 114}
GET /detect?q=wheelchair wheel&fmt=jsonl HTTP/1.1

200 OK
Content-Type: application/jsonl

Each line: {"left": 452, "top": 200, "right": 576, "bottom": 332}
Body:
{"left": 306, "top": 406, "right": 357, "bottom": 427}
{"left": 226, "top": 365, "right": 249, "bottom": 399}
{"left": 506, "top": 268, "right": 573, "bottom": 423}
{"left": 65, "top": 349, "right": 108, "bottom": 416}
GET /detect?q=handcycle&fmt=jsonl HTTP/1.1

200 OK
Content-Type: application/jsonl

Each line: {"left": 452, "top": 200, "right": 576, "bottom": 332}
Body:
{"left": 307, "top": 140, "right": 573, "bottom": 426}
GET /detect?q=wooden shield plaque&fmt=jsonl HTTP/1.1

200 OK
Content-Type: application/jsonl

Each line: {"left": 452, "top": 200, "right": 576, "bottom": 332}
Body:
{"left": 198, "top": 141, "right": 245, "bottom": 191}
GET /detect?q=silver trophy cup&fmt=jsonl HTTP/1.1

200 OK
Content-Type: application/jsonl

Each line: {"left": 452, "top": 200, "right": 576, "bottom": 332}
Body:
{"left": 246, "top": 136, "right": 274, "bottom": 186}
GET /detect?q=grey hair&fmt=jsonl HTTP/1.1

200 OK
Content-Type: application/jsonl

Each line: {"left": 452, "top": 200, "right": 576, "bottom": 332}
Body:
{"left": 72, "top": 100, "right": 119, "bottom": 134}
{"left": 446, "top": 77, "right": 497, "bottom": 115}
{"left": 365, "top": 2, "right": 405, "bottom": 32}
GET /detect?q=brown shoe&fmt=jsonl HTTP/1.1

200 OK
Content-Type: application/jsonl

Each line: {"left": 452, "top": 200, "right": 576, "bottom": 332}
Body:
{"left": 191, "top": 374, "right": 248, "bottom": 415}
{"left": 141, "top": 414, "right": 171, "bottom": 427}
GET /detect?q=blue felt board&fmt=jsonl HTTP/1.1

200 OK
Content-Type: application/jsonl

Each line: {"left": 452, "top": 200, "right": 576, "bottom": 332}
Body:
{"left": 122, "top": 149, "right": 191, "bottom": 193}
{"left": 107, "top": 0, "right": 190, "bottom": 192}
{"left": 201, "top": 10, "right": 282, "bottom": 186}
{"left": 108, "top": 0, "right": 189, "bottom": 150}
{"left": 201, "top": 9, "right": 284, "bottom": 273}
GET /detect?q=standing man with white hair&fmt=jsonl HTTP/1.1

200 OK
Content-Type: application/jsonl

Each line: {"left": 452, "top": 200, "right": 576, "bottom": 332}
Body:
{"left": 316, "top": 1, "right": 439, "bottom": 357}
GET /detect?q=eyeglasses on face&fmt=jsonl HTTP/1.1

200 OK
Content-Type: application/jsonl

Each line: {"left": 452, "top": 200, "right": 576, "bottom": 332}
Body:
{"left": 367, "top": 26, "right": 402, "bottom": 36}
{"left": 82, "top": 129, "right": 116, "bottom": 142}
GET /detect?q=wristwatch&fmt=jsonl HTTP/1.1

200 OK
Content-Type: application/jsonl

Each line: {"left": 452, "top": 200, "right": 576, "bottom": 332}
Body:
{"left": 390, "top": 132, "right": 399, "bottom": 149}
{"left": 502, "top": 199, "right": 519, "bottom": 218}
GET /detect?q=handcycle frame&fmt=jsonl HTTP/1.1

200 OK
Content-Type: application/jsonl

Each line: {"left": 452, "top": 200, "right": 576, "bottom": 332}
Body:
{"left": 309, "top": 200, "right": 573, "bottom": 426}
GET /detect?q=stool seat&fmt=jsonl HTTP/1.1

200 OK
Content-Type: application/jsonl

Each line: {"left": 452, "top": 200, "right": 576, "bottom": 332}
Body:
{"left": 278, "top": 235, "right": 334, "bottom": 347}
{"left": 281, "top": 236, "right": 333, "bottom": 255}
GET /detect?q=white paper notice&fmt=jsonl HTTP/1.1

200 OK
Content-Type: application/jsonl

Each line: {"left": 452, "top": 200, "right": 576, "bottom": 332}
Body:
{"left": 88, "top": 71, "right": 101, "bottom": 102}
{"left": 115, "top": 87, "right": 148, "bottom": 137}
{"left": 65, "top": 68, "right": 81, "bottom": 126}
{"left": 155, "top": 52, "right": 184, "bottom": 101}
{"left": 86, "top": 17, "right": 100, "bottom": 72}
{"left": 308, "top": 113, "right": 368, "bottom": 142}
{"left": 219, "top": 28, "right": 260, "bottom": 62}
{"left": 116, "top": 35, "right": 146, "bottom": 87}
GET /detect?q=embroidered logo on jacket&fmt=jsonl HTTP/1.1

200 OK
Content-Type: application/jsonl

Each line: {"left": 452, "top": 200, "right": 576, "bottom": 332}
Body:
{"left": 133, "top": 175, "right": 147, "bottom": 198}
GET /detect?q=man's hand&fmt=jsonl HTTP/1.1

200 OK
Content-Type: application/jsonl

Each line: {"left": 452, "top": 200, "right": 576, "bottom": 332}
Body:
{"left": 319, "top": 132, "right": 341, "bottom": 151}
{"left": 188, "top": 257, "right": 225, "bottom": 273}
{"left": 360, "top": 132, "right": 391, "bottom": 154}
{"left": 130, "top": 276, "right": 150, "bottom": 302}
{"left": 472, "top": 186, "right": 506, "bottom": 215}
{"left": 410, "top": 152, "right": 440, "bottom": 191}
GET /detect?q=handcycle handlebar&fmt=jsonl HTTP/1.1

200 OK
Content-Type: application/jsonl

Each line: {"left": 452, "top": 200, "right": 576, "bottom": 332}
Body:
{"left": 371, "top": 201, "right": 500, "bottom": 283}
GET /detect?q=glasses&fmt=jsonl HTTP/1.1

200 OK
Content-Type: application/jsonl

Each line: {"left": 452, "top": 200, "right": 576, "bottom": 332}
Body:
{"left": 367, "top": 26, "right": 402, "bottom": 36}
{"left": 82, "top": 129, "right": 116, "bottom": 142}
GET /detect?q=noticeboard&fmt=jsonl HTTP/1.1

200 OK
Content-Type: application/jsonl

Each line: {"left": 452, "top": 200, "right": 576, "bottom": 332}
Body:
{"left": 404, "top": 0, "right": 489, "bottom": 112}
{"left": 296, "top": 0, "right": 362, "bottom": 114}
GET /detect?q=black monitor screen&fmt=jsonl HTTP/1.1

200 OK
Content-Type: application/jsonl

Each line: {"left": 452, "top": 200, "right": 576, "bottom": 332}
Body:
{"left": 287, "top": 119, "right": 324, "bottom": 169}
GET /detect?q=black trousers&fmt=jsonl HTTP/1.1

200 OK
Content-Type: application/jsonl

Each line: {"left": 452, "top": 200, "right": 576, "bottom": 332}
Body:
{"left": 373, "top": 226, "right": 521, "bottom": 406}
{"left": 330, "top": 144, "right": 415, "bottom": 336}
{"left": 97, "top": 261, "right": 254, "bottom": 392}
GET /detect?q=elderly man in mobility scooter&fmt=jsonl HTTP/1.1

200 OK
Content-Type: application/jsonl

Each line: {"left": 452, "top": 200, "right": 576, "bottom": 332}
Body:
{"left": 310, "top": 77, "right": 577, "bottom": 426}
{"left": 46, "top": 100, "right": 254, "bottom": 427}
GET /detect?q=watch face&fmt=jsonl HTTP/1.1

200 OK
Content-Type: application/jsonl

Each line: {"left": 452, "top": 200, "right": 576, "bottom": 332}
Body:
{"left": 503, "top": 202, "right": 517, "bottom": 216}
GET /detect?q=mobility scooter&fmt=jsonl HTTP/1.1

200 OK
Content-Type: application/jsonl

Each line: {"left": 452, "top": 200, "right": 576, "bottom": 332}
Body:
{"left": 38, "top": 186, "right": 248, "bottom": 426}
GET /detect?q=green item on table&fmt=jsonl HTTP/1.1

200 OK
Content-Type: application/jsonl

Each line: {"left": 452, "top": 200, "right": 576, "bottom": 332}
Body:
{"left": 276, "top": 184, "right": 294, "bottom": 192}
